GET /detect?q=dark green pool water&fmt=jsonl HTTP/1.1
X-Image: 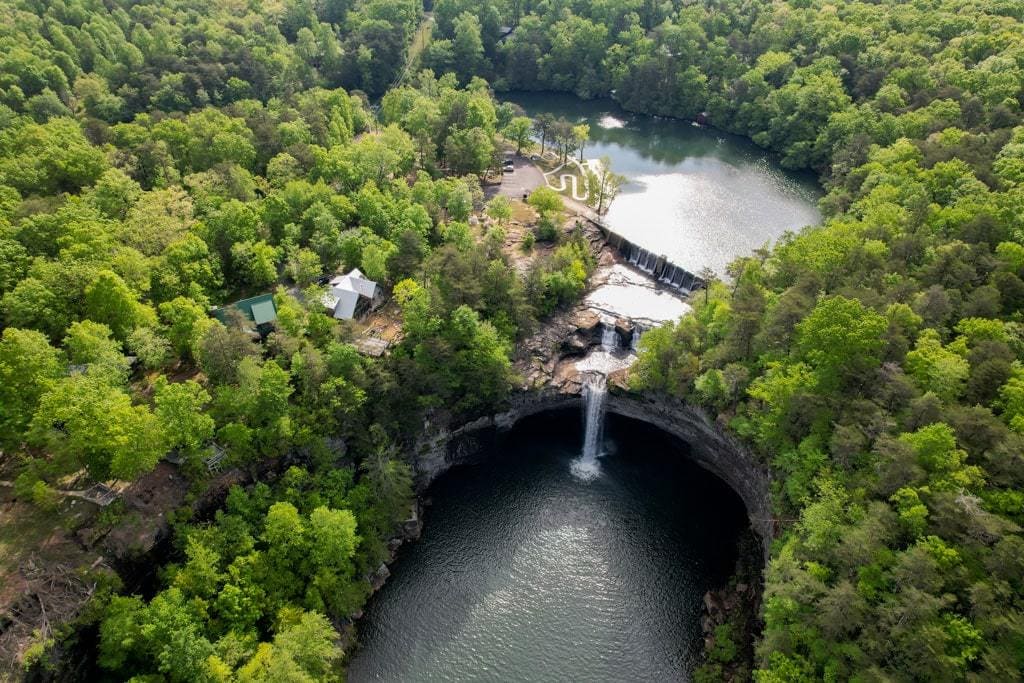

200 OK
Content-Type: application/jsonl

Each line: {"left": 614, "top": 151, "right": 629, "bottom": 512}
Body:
{"left": 348, "top": 412, "right": 749, "bottom": 681}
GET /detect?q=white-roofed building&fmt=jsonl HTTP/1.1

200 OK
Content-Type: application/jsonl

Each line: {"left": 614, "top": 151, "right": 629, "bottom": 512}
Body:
{"left": 322, "top": 268, "right": 381, "bottom": 320}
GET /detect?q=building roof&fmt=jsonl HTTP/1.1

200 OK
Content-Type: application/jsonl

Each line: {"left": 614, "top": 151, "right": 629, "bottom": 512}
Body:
{"left": 323, "top": 269, "right": 379, "bottom": 319}
{"left": 323, "top": 287, "right": 360, "bottom": 320}
{"left": 212, "top": 293, "right": 278, "bottom": 326}
{"left": 330, "top": 269, "right": 378, "bottom": 299}
{"left": 250, "top": 300, "right": 277, "bottom": 325}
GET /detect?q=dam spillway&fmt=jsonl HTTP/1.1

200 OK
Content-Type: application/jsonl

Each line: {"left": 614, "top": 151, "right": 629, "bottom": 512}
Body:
{"left": 599, "top": 227, "right": 706, "bottom": 294}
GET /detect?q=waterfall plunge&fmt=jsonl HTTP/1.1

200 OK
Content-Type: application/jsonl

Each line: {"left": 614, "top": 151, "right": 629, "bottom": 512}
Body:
{"left": 571, "top": 323, "right": 618, "bottom": 481}
{"left": 581, "top": 374, "right": 602, "bottom": 464}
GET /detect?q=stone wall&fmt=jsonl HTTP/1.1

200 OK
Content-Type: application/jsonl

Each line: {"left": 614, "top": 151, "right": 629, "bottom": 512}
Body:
{"left": 413, "top": 388, "right": 773, "bottom": 565}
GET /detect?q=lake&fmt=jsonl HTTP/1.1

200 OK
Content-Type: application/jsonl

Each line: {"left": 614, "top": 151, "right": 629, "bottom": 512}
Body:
{"left": 347, "top": 94, "right": 787, "bottom": 681}
{"left": 506, "top": 92, "right": 822, "bottom": 276}
{"left": 348, "top": 412, "right": 748, "bottom": 681}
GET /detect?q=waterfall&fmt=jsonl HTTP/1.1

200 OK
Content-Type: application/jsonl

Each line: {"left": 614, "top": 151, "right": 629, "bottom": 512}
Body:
{"left": 572, "top": 322, "right": 618, "bottom": 481}
{"left": 601, "top": 322, "right": 618, "bottom": 351}
{"left": 573, "top": 373, "right": 608, "bottom": 481}
{"left": 631, "top": 326, "right": 642, "bottom": 351}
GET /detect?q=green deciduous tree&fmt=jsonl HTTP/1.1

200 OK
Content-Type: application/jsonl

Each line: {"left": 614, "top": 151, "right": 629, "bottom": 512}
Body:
{"left": 155, "top": 377, "right": 215, "bottom": 456}
{"left": 504, "top": 116, "right": 533, "bottom": 154}
{"left": 585, "top": 156, "right": 624, "bottom": 214}
{"left": 795, "top": 296, "right": 887, "bottom": 392}
{"left": 445, "top": 127, "right": 495, "bottom": 176}
{"left": 85, "top": 270, "right": 156, "bottom": 340}
{"left": 905, "top": 329, "right": 970, "bottom": 401}
{"left": 0, "top": 117, "right": 107, "bottom": 194}
{"left": 0, "top": 328, "right": 62, "bottom": 447}
{"left": 230, "top": 241, "right": 281, "bottom": 289}
{"left": 30, "top": 373, "right": 166, "bottom": 480}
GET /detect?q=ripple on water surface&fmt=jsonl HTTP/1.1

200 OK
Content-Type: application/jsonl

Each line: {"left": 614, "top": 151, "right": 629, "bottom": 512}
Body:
{"left": 506, "top": 92, "right": 822, "bottom": 276}
{"left": 348, "top": 413, "right": 748, "bottom": 682}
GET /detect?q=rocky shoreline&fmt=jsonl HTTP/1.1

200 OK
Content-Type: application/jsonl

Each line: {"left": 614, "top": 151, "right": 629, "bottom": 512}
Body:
{"left": 696, "top": 529, "right": 764, "bottom": 681}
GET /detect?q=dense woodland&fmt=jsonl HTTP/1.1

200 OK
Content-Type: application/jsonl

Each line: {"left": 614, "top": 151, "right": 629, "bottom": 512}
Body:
{"left": 0, "top": 0, "right": 594, "bottom": 678}
{"left": 0, "top": 0, "right": 1023, "bottom": 680}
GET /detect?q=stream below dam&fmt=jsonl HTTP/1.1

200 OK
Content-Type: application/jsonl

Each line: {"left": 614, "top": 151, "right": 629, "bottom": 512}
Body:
{"left": 349, "top": 92, "right": 806, "bottom": 680}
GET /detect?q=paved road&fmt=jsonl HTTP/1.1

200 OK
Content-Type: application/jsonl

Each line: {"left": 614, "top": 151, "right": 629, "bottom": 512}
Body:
{"left": 487, "top": 155, "right": 545, "bottom": 200}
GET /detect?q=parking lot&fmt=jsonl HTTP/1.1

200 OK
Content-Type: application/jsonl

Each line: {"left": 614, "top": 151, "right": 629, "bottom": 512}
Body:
{"left": 487, "top": 154, "right": 546, "bottom": 200}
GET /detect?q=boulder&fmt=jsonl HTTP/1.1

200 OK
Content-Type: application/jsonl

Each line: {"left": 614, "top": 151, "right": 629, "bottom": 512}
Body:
{"left": 614, "top": 317, "right": 634, "bottom": 348}
{"left": 561, "top": 333, "right": 591, "bottom": 356}
{"left": 608, "top": 367, "right": 630, "bottom": 392}
{"left": 573, "top": 309, "right": 601, "bottom": 335}
{"left": 401, "top": 503, "right": 423, "bottom": 540}
{"left": 370, "top": 563, "right": 391, "bottom": 591}
{"left": 552, "top": 361, "right": 583, "bottom": 394}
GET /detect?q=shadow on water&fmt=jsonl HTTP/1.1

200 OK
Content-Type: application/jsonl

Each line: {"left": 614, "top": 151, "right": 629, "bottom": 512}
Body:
{"left": 505, "top": 91, "right": 819, "bottom": 183}
{"left": 503, "top": 92, "right": 822, "bottom": 275}
{"left": 349, "top": 409, "right": 749, "bottom": 682}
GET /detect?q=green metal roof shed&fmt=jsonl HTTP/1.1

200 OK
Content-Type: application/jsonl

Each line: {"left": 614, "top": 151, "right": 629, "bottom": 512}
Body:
{"left": 250, "top": 299, "right": 277, "bottom": 325}
{"left": 212, "top": 293, "right": 278, "bottom": 326}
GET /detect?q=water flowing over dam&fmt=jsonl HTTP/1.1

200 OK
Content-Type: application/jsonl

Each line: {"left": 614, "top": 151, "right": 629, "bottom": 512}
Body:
{"left": 608, "top": 231, "right": 706, "bottom": 294}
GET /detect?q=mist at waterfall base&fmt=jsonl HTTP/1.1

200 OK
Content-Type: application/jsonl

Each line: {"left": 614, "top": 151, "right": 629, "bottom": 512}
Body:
{"left": 348, "top": 411, "right": 749, "bottom": 682}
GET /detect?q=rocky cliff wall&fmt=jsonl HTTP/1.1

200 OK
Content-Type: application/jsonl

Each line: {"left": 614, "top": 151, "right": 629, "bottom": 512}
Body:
{"left": 413, "top": 388, "right": 773, "bottom": 565}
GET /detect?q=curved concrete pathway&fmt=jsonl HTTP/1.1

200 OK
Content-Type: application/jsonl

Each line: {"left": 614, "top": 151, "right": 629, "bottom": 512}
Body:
{"left": 544, "top": 158, "right": 590, "bottom": 202}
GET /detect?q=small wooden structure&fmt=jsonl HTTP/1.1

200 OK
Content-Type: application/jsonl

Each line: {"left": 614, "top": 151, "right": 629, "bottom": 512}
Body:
{"left": 203, "top": 444, "right": 227, "bottom": 473}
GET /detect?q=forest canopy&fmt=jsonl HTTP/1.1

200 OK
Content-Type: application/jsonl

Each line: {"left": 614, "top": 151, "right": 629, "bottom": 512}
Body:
{"left": 0, "top": 0, "right": 1023, "bottom": 681}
